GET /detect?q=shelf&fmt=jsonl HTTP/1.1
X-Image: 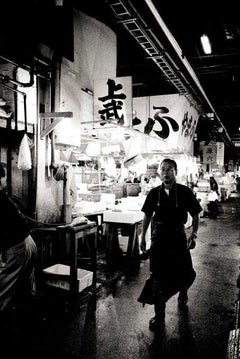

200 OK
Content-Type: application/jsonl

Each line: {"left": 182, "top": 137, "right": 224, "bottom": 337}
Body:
{"left": 40, "top": 111, "right": 73, "bottom": 139}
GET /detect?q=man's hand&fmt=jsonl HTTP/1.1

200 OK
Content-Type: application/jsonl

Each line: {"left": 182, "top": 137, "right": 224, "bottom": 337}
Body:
{"left": 140, "top": 237, "right": 146, "bottom": 253}
{"left": 187, "top": 233, "right": 197, "bottom": 250}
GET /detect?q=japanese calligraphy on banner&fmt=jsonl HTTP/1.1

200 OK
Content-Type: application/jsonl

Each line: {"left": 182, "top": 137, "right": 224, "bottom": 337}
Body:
{"left": 202, "top": 144, "right": 217, "bottom": 164}
{"left": 133, "top": 94, "right": 200, "bottom": 154}
{"left": 94, "top": 76, "right": 132, "bottom": 126}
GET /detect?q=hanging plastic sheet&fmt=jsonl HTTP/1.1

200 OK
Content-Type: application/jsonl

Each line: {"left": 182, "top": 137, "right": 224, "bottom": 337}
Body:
{"left": 17, "top": 133, "right": 32, "bottom": 170}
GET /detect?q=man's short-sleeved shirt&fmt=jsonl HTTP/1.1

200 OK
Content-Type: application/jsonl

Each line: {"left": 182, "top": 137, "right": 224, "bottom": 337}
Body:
{"left": 141, "top": 182, "right": 202, "bottom": 230}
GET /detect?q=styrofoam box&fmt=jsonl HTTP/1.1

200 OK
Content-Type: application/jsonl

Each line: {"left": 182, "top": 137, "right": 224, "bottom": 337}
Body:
{"left": 103, "top": 210, "right": 143, "bottom": 224}
{"left": 43, "top": 264, "right": 93, "bottom": 293}
{"left": 118, "top": 235, "right": 129, "bottom": 253}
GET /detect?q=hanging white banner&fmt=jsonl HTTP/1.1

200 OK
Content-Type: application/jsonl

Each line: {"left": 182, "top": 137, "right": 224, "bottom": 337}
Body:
{"left": 202, "top": 144, "right": 217, "bottom": 164}
{"left": 94, "top": 76, "right": 132, "bottom": 127}
{"left": 133, "top": 94, "right": 200, "bottom": 154}
{"left": 216, "top": 142, "right": 224, "bottom": 166}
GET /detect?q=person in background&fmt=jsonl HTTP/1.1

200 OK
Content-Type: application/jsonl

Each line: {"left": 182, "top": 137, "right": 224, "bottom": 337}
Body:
{"left": 207, "top": 176, "right": 220, "bottom": 218}
{"left": 148, "top": 172, "right": 161, "bottom": 189}
{"left": 125, "top": 170, "right": 135, "bottom": 183}
{"left": 198, "top": 168, "right": 204, "bottom": 180}
{"left": 0, "top": 163, "right": 37, "bottom": 316}
{"left": 235, "top": 174, "right": 240, "bottom": 192}
{"left": 209, "top": 176, "right": 219, "bottom": 196}
{"left": 230, "top": 174, "right": 236, "bottom": 193}
{"left": 207, "top": 189, "right": 219, "bottom": 219}
{"left": 140, "top": 176, "right": 149, "bottom": 195}
{"left": 139, "top": 158, "right": 202, "bottom": 331}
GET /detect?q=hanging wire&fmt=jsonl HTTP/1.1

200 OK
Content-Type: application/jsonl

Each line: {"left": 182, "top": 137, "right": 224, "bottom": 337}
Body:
{"left": 25, "top": 213, "right": 68, "bottom": 228}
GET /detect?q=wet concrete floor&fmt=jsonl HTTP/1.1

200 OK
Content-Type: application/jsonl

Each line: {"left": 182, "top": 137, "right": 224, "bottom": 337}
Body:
{"left": 2, "top": 193, "right": 240, "bottom": 358}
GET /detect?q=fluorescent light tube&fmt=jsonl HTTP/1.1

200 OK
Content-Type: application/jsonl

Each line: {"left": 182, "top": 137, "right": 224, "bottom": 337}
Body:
{"left": 200, "top": 34, "right": 212, "bottom": 54}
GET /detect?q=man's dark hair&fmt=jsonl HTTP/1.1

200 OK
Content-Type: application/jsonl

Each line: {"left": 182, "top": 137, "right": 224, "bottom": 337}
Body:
{"left": 161, "top": 158, "right": 177, "bottom": 171}
{"left": 0, "top": 163, "right": 5, "bottom": 178}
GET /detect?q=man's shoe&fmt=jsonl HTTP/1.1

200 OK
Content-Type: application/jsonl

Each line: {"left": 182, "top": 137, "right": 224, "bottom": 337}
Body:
{"left": 178, "top": 291, "right": 188, "bottom": 306}
{"left": 149, "top": 315, "right": 165, "bottom": 331}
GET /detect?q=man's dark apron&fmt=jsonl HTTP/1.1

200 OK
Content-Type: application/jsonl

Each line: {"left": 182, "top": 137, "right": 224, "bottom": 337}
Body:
{"left": 149, "top": 185, "right": 196, "bottom": 301}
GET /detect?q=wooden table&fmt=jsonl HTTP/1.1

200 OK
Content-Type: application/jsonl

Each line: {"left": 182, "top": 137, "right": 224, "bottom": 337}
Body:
{"left": 103, "top": 211, "right": 143, "bottom": 268}
{"left": 72, "top": 211, "right": 105, "bottom": 244}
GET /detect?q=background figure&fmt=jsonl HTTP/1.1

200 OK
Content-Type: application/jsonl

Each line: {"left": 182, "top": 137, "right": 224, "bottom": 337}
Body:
{"left": 148, "top": 172, "right": 161, "bottom": 189}
{"left": 209, "top": 176, "right": 219, "bottom": 196}
{"left": 207, "top": 190, "right": 219, "bottom": 219}
{"left": 235, "top": 175, "right": 240, "bottom": 192}
{"left": 139, "top": 158, "right": 202, "bottom": 331}
{"left": 0, "top": 163, "right": 37, "bottom": 314}
{"left": 125, "top": 170, "right": 135, "bottom": 183}
{"left": 208, "top": 176, "right": 220, "bottom": 218}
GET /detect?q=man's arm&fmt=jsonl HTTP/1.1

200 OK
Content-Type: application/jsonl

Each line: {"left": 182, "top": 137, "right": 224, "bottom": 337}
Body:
{"left": 187, "top": 213, "right": 199, "bottom": 249}
{"left": 140, "top": 214, "right": 151, "bottom": 252}
{"left": 191, "top": 213, "right": 199, "bottom": 235}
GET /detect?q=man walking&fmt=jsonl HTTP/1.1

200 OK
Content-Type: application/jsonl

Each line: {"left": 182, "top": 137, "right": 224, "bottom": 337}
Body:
{"left": 139, "top": 158, "right": 202, "bottom": 330}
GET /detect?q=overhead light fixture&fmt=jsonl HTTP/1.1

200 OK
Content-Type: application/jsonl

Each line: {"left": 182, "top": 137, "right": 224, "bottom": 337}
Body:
{"left": 55, "top": 0, "right": 64, "bottom": 6}
{"left": 200, "top": 34, "right": 212, "bottom": 54}
{"left": 206, "top": 112, "right": 215, "bottom": 120}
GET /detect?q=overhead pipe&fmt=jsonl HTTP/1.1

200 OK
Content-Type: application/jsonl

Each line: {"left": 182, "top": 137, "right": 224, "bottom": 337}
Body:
{"left": 0, "top": 67, "right": 34, "bottom": 88}
{"left": 0, "top": 82, "right": 28, "bottom": 195}
{"left": 144, "top": 0, "right": 233, "bottom": 146}
{"left": 0, "top": 81, "right": 27, "bottom": 132}
{"left": 0, "top": 55, "right": 51, "bottom": 83}
{"left": 0, "top": 55, "right": 27, "bottom": 69}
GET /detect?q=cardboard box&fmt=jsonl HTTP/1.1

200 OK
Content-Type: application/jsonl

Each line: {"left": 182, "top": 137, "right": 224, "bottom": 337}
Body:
{"left": 43, "top": 264, "right": 93, "bottom": 293}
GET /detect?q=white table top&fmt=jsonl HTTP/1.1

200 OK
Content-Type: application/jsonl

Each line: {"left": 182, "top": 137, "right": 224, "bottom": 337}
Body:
{"left": 103, "top": 210, "right": 143, "bottom": 224}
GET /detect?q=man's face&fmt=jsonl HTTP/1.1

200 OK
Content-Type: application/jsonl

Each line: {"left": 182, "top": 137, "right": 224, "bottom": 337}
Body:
{"left": 160, "top": 161, "right": 177, "bottom": 185}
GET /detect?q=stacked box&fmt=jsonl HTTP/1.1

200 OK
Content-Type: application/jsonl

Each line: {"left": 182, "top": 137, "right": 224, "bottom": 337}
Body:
{"left": 43, "top": 263, "right": 93, "bottom": 293}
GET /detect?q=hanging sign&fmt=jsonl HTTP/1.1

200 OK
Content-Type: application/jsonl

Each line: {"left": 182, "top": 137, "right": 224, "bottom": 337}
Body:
{"left": 216, "top": 142, "right": 224, "bottom": 166}
{"left": 133, "top": 94, "right": 199, "bottom": 154}
{"left": 202, "top": 144, "right": 217, "bottom": 164}
{"left": 94, "top": 76, "right": 132, "bottom": 126}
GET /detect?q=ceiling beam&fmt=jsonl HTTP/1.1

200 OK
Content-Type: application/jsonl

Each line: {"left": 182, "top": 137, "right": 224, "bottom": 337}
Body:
{"left": 144, "top": 0, "right": 234, "bottom": 148}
